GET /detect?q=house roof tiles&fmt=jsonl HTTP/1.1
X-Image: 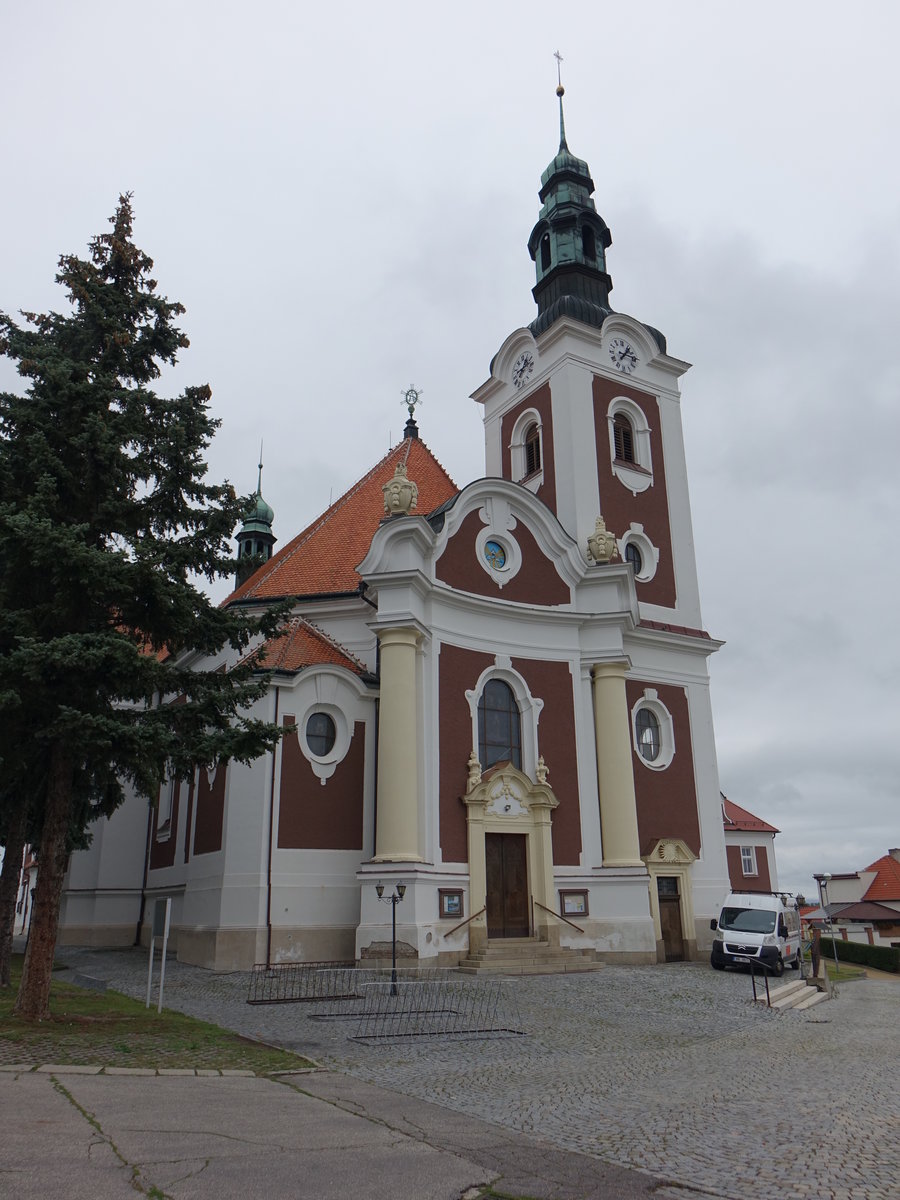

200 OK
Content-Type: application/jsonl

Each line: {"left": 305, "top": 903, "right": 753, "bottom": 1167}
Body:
{"left": 721, "top": 794, "right": 779, "bottom": 834}
{"left": 862, "top": 854, "right": 900, "bottom": 902}
{"left": 247, "top": 616, "right": 367, "bottom": 677}
{"left": 225, "top": 436, "right": 457, "bottom": 605}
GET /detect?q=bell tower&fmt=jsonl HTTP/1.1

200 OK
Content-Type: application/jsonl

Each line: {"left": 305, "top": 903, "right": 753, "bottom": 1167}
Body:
{"left": 528, "top": 80, "right": 613, "bottom": 338}
{"left": 473, "top": 77, "right": 703, "bottom": 628}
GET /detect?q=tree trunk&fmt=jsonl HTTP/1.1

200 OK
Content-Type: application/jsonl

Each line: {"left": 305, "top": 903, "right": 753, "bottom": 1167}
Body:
{"left": 14, "top": 746, "right": 73, "bottom": 1020}
{"left": 0, "top": 804, "right": 28, "bottom": 988}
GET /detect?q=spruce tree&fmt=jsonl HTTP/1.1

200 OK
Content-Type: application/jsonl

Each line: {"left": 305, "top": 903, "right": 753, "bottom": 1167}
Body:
{"left": 0, "top": 196, "right": 285, "bottom": 1018}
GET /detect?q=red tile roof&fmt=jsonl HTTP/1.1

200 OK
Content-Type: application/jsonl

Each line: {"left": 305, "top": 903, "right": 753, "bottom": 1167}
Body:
{"left": 225, "top": 437, "right": 457, "bottom": 605}
{"left": 248, "top": 617, "right": 367, "bottom": 676}
{"left": 721, "top": 794, "right": 779, "bottom": 834}
{"left": 862, "top": 854, "right": 900, "bottom": 903}
{"left": 832, "top": 900, "right": 900, "bottom": 922}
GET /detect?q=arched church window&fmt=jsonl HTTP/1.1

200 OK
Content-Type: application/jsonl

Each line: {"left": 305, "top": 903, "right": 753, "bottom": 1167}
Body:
{"left": 613, "top": 413, "right": 635, "bottom": 463}
{"left": 478, "top": 679, "right": 522, "bottom": 770}
{"left": 540, "top": 234, "right": 551, "bottom": 272}
{"left": 625, "top": 542, "right": 642, "bottom": 574}
{"left": 524, "top": 422, "right": 541, "bottom": 477}
{"left": 582, "top": 225, "right": 596, "bottom": 261}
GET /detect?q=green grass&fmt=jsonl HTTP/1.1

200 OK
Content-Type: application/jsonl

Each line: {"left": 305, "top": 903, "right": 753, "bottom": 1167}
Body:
{"left": 823, "top": 961, "right": 866, "bottom": 982}
{"left": 0, "top": 955, "right": 312, "bottom": 1074}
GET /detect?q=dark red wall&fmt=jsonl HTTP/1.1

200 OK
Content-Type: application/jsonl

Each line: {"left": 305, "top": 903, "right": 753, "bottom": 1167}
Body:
{"left": 726, "top": 844, "right": 772, "bottom": 892}
{"left": 435, "top": 509, "right": 570, "bottom": 606}
{"left": 592, "top": 376, "right": 676, "bottom": 608}
{"left": 512, "top": 656, "right": 581, "bottom": 865}
{"left": 499, "top": 382, "right": 556, "bottom": 509}
{"left": 438, "top": 645, "right": 493, "bottom": 862}
{"left": 193, "top": 763, "right": 227, "bottom": 856}
{"left": 277, "top": 716, "right": 365, "bottom": 850}
{"left": 150, "top": 780, "right": 179, "bottom": 870}
{"left": 626, "top": 680, "right": 701, "bottom": 856}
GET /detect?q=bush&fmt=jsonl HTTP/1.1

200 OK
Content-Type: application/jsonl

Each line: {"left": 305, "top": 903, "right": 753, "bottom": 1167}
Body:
{"left": 819, "top": 937, "right": 899, "bottom": 973}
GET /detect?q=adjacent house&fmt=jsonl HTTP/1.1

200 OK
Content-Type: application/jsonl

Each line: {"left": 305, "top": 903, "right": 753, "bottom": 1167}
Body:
{"left": 721, "top": 794, "right": 779, "bottom": 893}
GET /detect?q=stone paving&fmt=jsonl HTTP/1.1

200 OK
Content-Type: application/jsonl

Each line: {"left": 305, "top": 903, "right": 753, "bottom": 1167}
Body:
{"left": 51, "top": 948, "right": 900, "bottom": 1200}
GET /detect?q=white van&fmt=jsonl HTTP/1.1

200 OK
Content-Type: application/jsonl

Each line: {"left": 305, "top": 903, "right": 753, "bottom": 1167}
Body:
{"left": 710, "top": 892, "right": 802, "bottom": 976}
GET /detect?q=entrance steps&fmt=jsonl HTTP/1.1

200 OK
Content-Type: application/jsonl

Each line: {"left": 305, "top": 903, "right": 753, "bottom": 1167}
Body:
{"left": 457, "top": 936, "right": 602, "bottom": 976}
{"left": 758, "top": 977, "right": 829, "bottom": 1012}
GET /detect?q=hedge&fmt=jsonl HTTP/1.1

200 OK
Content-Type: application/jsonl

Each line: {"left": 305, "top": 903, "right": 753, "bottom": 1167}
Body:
{"left": 819, "top": 936, "right": 899, "bottom": 974}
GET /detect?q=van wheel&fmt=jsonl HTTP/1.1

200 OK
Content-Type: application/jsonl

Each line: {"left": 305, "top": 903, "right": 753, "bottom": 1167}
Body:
{"left": 790, "top": 955, "right": 800, "bottom": 971}
{"left": 711, "top": 959, "right": 725, "bottom": 971}
{"left": 773, "top": 956, "right": 784, "bottom": 978}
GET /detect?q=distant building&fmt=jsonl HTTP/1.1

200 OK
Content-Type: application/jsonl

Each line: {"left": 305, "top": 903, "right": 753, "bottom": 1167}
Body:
{"left": 721, "top": 794, "right": 779, "bottom": 892}
{"left": 814, "top": 851, "right": 900, "bottom": 949}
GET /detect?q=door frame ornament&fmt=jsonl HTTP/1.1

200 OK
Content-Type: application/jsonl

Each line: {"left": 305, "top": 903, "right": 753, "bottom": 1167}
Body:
{"left": 462, "top": 757, "right": 559, "bottom": 953}
{"left": 643, "top": 838, "right": 697, "bottom": 963}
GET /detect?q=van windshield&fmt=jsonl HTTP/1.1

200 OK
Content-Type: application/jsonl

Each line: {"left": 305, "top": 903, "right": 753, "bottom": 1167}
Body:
{"left": 720, "top": 906, "right": 776, "bottom": 934}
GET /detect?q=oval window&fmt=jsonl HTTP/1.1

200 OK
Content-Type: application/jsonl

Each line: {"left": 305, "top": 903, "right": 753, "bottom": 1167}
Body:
{"left": 625, "top": 542, "right": 643, "bottom": 575}
{"left": 636, "top": 708, "right": 660, "bottom": 761}
{"left": 305, "top": 712, "right": 336, "bottom": 757}
{"left": 484, "top": 539, "right": 507, "bottom": 570}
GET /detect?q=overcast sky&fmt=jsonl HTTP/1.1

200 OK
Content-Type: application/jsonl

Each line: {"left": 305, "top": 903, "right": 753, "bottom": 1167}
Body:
{"left": 2, "top": 1, "right": 898, "bottom": 901}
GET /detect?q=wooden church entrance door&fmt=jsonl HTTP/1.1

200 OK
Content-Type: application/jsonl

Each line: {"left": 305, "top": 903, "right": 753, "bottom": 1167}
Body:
{"left": 486, "top": 832, "right": 529, "bottom": 937}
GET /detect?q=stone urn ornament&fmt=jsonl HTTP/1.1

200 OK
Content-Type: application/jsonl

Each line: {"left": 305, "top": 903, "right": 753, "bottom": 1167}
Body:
{"left": 587, "top": 514, "right": 619, "bottom": 564}
{"left": 383, "top": 461, "right": 419, "bottom": 515}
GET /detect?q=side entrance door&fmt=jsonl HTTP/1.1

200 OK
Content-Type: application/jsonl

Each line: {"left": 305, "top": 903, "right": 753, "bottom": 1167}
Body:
{"left": 486, "top": 832, "right": 529, "bottom": 937}
{"left": 657, "top": 875, "right": 685, "bottom": 962}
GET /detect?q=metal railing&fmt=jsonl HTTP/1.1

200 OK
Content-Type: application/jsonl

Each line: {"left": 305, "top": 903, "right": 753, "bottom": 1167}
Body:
{"left": 532, "top": 898, "right": 585, "bottom": 935}
{"left": 443, "top": 905, "right": 486, "bottom": 940}
{"left": 733, "top": 955, "right": 779, "bottom": 1006}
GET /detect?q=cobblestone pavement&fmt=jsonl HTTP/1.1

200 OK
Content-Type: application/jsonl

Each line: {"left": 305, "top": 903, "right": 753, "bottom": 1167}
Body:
{"left": 53, "top": 949, "right": 899, "bottom": 1200}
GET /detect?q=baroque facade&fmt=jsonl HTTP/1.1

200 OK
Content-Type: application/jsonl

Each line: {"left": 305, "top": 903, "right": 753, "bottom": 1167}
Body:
{"left": 60, "top": 93, "right": 731, "bottom": 970}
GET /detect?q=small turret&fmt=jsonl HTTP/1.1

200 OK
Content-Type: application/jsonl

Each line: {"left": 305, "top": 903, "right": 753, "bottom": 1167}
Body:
{"left": 235, "top": 449, "right": 276, "bottom": 587}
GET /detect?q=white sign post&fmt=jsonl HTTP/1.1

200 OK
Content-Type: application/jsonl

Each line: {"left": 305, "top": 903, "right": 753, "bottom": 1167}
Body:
{"left": 145, "top": 897, "right": 172, "bottom": 1012}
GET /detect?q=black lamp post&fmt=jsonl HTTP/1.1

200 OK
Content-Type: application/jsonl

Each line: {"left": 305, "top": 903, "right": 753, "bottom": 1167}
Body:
{"left": 375, "top": 882, "right": 406, "bottom": 994}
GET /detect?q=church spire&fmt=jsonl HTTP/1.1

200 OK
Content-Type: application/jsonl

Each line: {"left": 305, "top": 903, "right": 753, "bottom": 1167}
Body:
{"left": 235, "top": 443, "right": 277, "bottom": 587}
{"left": 527, "top": 65, "right": 614, "bottom": 338}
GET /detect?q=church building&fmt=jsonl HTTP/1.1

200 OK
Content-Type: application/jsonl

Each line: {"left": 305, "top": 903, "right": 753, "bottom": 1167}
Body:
{"left": 59, "top": 88, "right": 730, "bottom": 970}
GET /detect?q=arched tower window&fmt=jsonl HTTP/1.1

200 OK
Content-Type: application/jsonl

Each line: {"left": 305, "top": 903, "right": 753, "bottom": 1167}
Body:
{"left": 478, "top": 679, "right": 522, "bottom": 770}
{"left": 524, "top": 422, "right": 541, "bottom": 477}
{"left": 613, "top": 413, "right": 635, "bottom": 463}
{"left": 540, "top": 234, "right": 551, "bottom": 272}
{"left": 582, "top": 225, "right": 596, "bottom": 261}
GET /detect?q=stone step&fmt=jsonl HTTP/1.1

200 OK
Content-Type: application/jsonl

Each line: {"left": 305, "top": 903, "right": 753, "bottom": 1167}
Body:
{"left": 457, "top": 959, "right": 603, "bottom": 976}
{"left": 793, "top": 988, "right": 830, "bottom": 1011}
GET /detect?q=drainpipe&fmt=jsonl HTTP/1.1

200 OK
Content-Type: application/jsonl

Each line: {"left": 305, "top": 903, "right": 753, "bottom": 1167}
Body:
{"left": 265, "top": 685, "right": 281, "bottom": 967}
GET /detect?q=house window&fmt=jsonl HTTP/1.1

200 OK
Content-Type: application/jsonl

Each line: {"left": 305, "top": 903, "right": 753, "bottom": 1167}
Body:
{"left": 540, "top": 234, "right": 551, "bottom": 272}
{"left": 478, "top": 679, "right": 522, "bottom": 770}
{"left": 524, "top": 422, "right": 541, "bottom": 476}
{"left": 635, "top": 708, "right": 661, "bottom": 762}
{"left": 582, "top": 225, "right": 596, "bottom": 261}
{"left": 741, "top": 846, "right": 757, "bottom": 876}
{"left": 306, "top": 712, "right": 336, "bottom": 757}
{"left": 613, "top": 414, "right": 635, "bottom": 463}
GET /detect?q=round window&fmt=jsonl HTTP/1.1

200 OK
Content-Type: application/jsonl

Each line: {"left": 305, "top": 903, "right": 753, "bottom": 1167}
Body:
{"left": 305, "top": 712, "right": 336, "bottom": 757}
{"left": 635, "top": 708, "right": 660, "bottom": 761}
{"left": 625, "top": 542, "right": 643, "bottom": 574}
{"left": 484, "top": 539, "right": 507, "bottom": 570}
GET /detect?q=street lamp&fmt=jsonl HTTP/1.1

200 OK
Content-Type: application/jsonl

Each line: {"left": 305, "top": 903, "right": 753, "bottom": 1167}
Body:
{"left": 819, "top": 873, "right": 841, "bottom": 979}
{"left": 375, "top": 882, "right": 406, "bottom": 994}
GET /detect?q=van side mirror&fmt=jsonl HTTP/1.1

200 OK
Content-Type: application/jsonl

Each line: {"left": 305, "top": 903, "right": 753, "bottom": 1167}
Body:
{"left": 710, "top": 918, "right": 717, "bottom": 931}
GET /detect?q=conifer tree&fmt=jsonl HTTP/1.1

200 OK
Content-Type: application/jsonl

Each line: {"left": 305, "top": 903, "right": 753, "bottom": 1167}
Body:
{"left": 0, "top": 196, "right": 284, "bottom": 1018}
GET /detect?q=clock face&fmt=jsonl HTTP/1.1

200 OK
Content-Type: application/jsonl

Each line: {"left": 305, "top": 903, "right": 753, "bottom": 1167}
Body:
{"left": 609, "top": 337, "right": 637, "bottom": 373}
{"left": 512, "top": 351, "right": 534, "bottom": 389}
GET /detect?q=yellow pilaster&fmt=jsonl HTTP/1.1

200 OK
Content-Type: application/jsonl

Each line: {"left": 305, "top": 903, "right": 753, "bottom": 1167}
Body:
{"left": 591, "top": 661, "right": 644, "bottom": 867}
{"left": 374, "top": 626, "right": 422, "bottom": 862}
